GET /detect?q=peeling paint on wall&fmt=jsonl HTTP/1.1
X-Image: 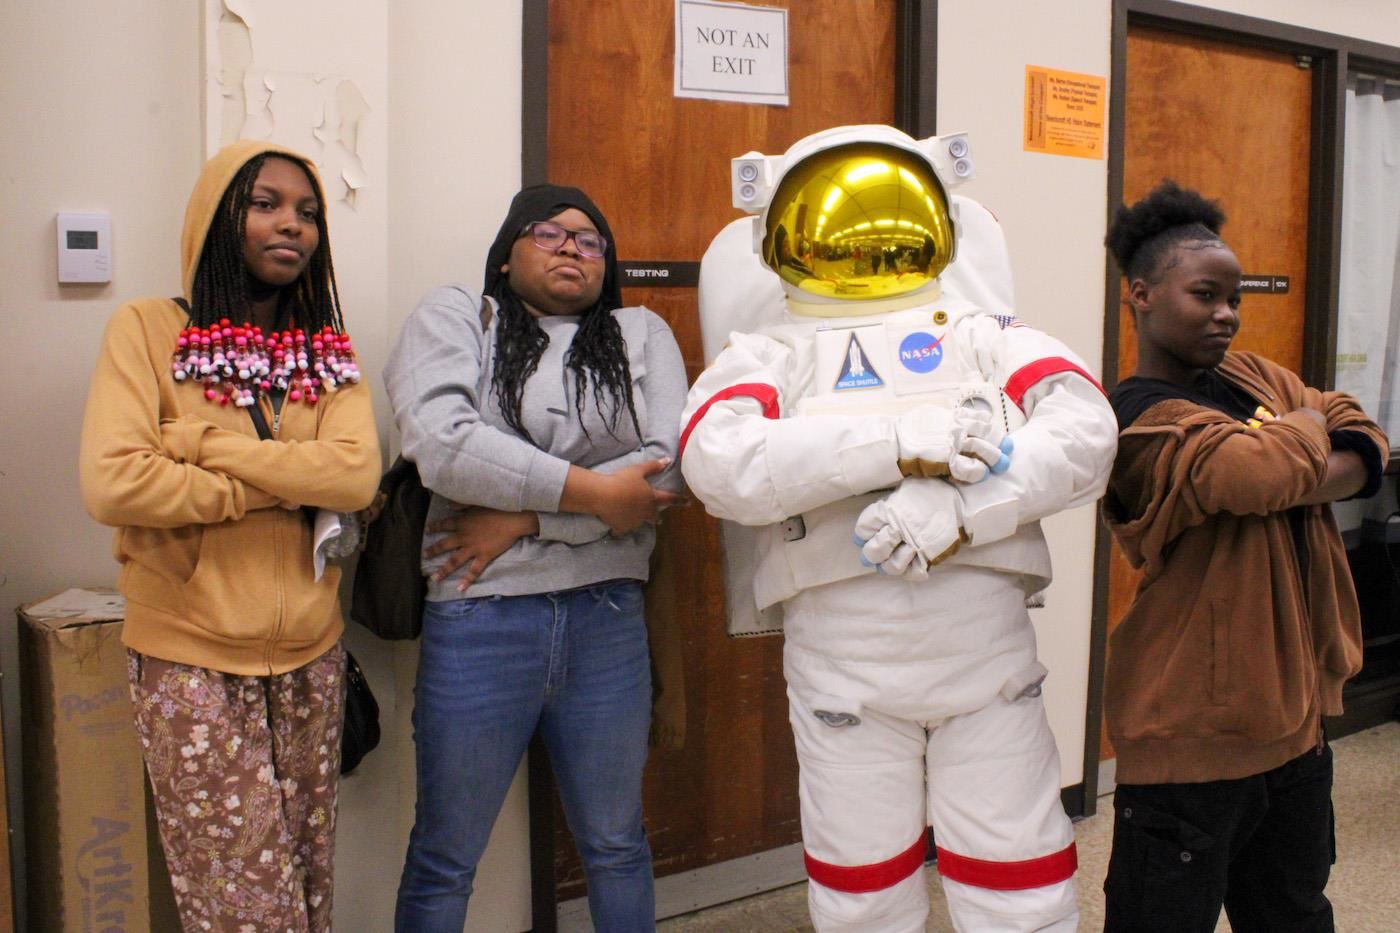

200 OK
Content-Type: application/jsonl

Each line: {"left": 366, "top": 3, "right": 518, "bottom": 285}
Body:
{"left": 204, "top": 0, "right": 375, "bottom": 208}
{"left": 216, "top": 1, "right": 253, "bottom": 149}
{"left": 222, "top": 0, "right": 257, "bottom": 26}
{"left": 336, "top": 81, "right": 370, "bottom": 207}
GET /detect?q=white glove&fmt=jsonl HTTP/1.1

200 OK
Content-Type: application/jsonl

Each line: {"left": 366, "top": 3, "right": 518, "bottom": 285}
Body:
{"left": 860, "top": 538, "right": 933, "bottom": 581}
{"left": 853, "top": 477, "right": 968, "bottom": 577}
{"left": 895, "top": 404, "right": 1012, "bottom": 483}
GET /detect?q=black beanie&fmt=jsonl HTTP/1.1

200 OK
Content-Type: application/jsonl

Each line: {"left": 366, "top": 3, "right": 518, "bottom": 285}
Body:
{"left": 483, "top": 184, "right": 622, "bottom": 312}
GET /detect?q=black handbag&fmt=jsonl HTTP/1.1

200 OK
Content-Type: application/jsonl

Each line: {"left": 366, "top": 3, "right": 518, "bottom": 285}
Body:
{"left": 350, "top": 456, "right": 429, "bottom": 640}
{"left": 340, "top": 649, "right": 381, "bottom": 775}
{"left": 237, "top": 381, "right": 382, "bottom": 775}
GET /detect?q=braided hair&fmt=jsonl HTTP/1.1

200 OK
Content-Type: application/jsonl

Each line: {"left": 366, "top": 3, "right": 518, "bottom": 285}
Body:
{"left": 1105, "top": 180, "right": 1227, "bottom": 285}
{"left": 483, "top": 185, "right": 640, "bottom": 447}
{"left": 188, "top": 152, "right": 346, "bottom": 342}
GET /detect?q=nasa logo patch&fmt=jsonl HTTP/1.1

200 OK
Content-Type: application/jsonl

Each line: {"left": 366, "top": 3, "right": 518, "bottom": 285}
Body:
{"left": 898, "top": 331, "right": 945, "bottom": 374}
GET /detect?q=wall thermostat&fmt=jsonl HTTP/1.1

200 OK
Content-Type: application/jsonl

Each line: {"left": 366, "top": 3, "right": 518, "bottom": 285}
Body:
{"left": 56, "top": 211, "right": 111, "bottom": 284}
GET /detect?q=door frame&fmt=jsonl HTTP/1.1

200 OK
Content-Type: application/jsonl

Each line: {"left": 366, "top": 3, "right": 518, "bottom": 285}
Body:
{"left": 517, "top": 3, "right": 939, "bottom": 927}
{"left": 522, "top": 0, "right": 939, "bottom": 187}
{"left": 1087, "top": 0, "right": 1400, "bottom": 811}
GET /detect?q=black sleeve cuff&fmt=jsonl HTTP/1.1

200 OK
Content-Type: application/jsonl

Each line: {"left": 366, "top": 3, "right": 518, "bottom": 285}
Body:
{"left": 1328, "top": 430, "right": 1384, "bottom": 501}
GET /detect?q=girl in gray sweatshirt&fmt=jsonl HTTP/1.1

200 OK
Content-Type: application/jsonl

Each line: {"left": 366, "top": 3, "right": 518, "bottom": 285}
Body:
{"left": 386, "top": 185, "right": 686, "bottom": 932}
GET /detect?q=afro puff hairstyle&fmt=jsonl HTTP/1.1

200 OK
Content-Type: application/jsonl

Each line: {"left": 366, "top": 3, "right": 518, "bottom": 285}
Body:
{"left": 1105, "top": 180, "right": 1227, "bottom": 284}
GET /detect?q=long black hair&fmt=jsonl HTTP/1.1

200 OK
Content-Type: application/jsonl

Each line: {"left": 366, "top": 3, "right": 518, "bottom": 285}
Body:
{"left": 1105, "top": 180, "right": 1227, "bottom": 284}
{"left": 483, "top": 184, "right": 640, "bottom": 446}
{"left": 189, "top": 152, "right": 345, "bottom": 338}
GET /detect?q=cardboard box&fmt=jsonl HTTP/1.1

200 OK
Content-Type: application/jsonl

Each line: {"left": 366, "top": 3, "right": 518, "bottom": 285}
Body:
{"left": 19, "top": 588, "right": 179, "bottom": 932}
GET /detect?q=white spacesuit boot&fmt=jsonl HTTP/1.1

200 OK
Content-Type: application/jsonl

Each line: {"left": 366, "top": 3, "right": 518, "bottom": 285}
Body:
{"left": 680, "top": 125, "right": 1117, "bottom": 932}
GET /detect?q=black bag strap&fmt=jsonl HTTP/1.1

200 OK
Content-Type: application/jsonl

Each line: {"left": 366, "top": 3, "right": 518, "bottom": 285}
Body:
{"left": 246, "top": 398, "right": 275, "bottom": 441}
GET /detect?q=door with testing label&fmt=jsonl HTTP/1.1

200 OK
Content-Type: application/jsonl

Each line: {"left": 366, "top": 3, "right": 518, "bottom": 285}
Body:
{"left": 534, "top": 0, "right": 917, "bottom": 915}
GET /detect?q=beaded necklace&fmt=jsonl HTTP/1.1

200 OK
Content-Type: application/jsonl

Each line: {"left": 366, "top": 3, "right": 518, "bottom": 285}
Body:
{"left": 171, "top": 317, "right": 361, "bottom": 408}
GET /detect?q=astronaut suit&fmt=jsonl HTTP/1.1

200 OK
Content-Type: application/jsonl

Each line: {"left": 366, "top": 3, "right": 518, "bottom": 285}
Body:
{"left": 679, "top": 126, "right": 1118, "bottom": 932}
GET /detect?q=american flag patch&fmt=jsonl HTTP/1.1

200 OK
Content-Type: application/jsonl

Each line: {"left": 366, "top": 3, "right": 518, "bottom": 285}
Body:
{"left": 994, "top": 314, "right": 1025, "bottom": 330}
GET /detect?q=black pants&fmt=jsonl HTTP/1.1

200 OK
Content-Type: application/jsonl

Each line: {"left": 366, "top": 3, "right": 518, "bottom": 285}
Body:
{"left": 1103, "top": 741, "right": 1335, "bottom": 933}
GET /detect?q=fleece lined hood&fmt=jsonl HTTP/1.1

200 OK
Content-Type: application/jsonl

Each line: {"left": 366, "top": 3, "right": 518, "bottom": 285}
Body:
{"left": 179, "top": 139, "right": 330, "bottom": 301}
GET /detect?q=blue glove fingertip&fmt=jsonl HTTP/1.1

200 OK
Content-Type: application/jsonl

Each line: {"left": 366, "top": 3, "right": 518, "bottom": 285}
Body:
{"left": 999, "top": 436, "right": 1015, "bottom": 455}
{"left": 991, "top": 452, "right": 1012, "bottom": 474}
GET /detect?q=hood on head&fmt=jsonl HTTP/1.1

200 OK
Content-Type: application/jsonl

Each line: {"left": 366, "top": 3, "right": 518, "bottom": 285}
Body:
{"left": 482, "top": 184, "right": 622, "bottom": 312}
{"left": 179, "top": 139, "right": 329, "bottom": 302}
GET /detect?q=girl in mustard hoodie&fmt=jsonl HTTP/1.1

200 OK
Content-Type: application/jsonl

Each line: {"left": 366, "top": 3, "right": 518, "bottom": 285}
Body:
{"left": 79, "top": 141, "right": 380, "bottom": 931}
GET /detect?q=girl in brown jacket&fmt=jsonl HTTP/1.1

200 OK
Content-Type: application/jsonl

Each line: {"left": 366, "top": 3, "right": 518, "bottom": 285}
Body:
{"left": 1101, "top": 181, "right": 1387, "bottom": 932}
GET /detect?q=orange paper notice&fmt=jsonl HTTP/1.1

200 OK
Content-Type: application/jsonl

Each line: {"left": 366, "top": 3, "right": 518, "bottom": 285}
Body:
{"left": 1024, "top": 65, "right": 1106, "bottom": 159}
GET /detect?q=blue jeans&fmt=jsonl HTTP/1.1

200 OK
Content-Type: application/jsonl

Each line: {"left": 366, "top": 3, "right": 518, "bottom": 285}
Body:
{"left": 395, "top": 580, "right": 656, "bottom": 933}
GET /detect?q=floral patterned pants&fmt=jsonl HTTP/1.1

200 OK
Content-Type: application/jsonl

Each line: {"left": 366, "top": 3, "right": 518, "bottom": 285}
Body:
{"left": 127, "top": 642, "right": 346, "bottom": 933}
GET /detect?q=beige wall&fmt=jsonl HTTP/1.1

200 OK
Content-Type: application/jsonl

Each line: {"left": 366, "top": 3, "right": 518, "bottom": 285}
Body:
{"left": 0, "top": 3, "right": 204, "bottom": 925}
{"left": 1207, "top": 0, "right": 1400, "bottom": 45}
{"left": 0, "top": 2, "right": 1396, "bottom": 931}
{"left": 938, "top": 0, "right": 1113, "bottom": 788}
{"left": 384, "top": 2, "right": 531, "bottom": 929}
{"left": 0, "top": 1, "right": 528, "bottom": 929}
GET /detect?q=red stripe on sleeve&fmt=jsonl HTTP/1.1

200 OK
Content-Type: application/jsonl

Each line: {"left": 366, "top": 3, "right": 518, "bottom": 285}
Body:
{"left": 803, "top": 834, "right": 928, "bottom": 894}
{"left": 1004, "top": 358, "right": 1106, "bottom": 411}
{"left": 678, "top": 382, "right": 780, "bottom": 459}
{"left": 934, "top": 841, "right": 1078, "bottom": 891}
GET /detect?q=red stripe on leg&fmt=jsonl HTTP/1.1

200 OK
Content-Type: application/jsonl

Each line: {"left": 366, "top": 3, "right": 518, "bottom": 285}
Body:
{"left": 804, "top": 834, "right": 928, "bottom": 894}
{"left": 934, "top": 841, "right": 1078, "bottom": 891}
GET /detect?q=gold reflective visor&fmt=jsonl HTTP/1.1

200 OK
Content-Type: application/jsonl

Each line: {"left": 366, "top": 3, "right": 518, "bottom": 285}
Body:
{"left": 763, "top": 143, "right": 954, "bottom": 302}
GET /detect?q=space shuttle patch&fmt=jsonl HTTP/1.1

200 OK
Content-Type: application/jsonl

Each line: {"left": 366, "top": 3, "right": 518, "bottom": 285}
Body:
{"left": 834, "top": 331, "right": 884, "bottom": 391}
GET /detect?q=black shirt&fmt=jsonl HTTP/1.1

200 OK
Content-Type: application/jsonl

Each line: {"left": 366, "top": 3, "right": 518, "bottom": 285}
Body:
{"left": 1110, "top": 370, "right": 1257, "bottom": 430}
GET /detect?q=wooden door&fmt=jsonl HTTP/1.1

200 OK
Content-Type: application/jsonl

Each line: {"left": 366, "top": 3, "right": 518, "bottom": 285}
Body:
{"left": 542, "top": 0, "right": 900, "bottom": 905}
{"left": 1103, "top": 24, "right": 1315, "bottom": 762}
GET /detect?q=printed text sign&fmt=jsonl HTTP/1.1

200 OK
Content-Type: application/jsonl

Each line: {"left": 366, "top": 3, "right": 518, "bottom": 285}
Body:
{"left": 675, "top": 0, "right": 789, "bottom": 105}
{"left": 1024, "top": 65, "right": 1106, "bottom": 159}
